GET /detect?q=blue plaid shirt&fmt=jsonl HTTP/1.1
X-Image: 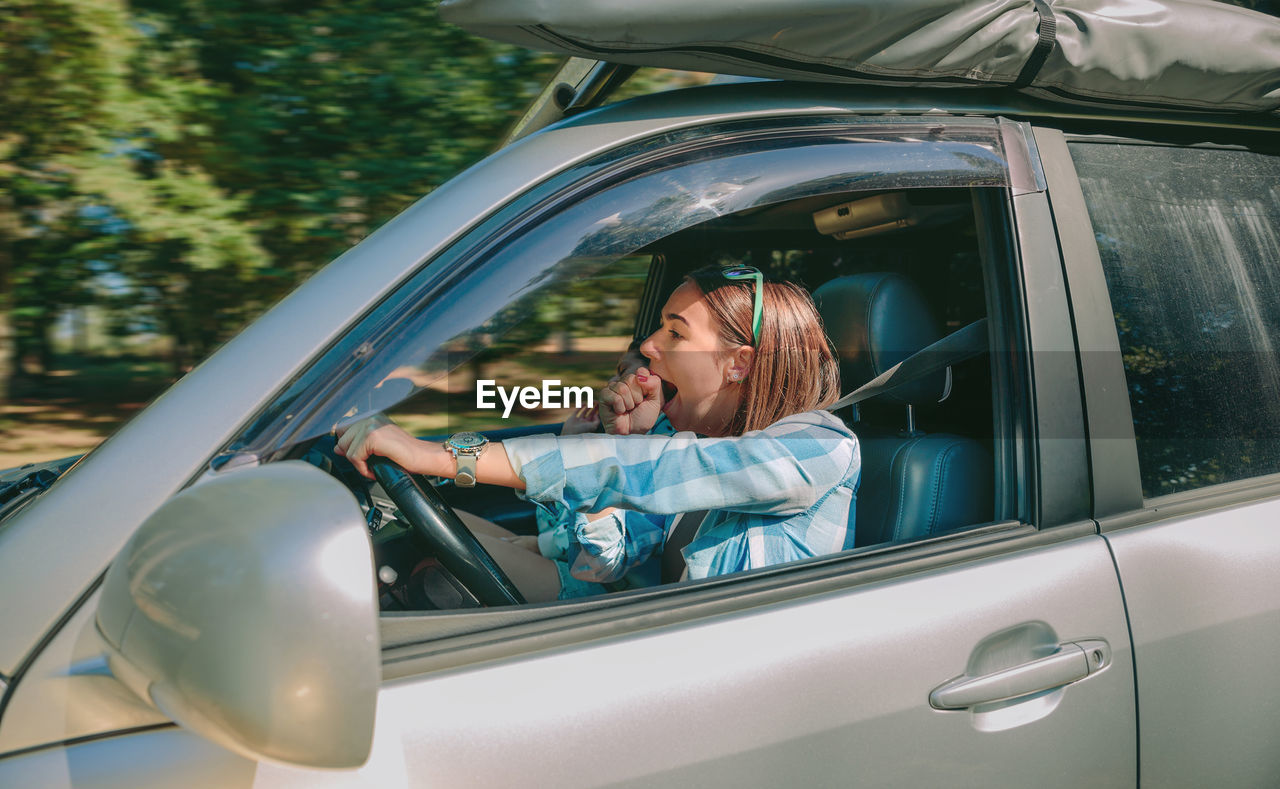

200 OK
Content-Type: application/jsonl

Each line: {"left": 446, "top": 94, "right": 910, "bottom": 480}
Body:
{"left": 505, "top": 410, "right": 860, "bottom": 583}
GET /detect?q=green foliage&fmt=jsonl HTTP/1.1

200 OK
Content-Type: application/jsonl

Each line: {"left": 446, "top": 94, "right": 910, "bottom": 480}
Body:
{"left": 0, "top": 0, "right": 134, "bottom": 158}
{"left": 1, "top": 0, "right": 557, "bottom": 383}
{"left": 1, "top": 0, "right": 270, "bottom": 374}
{"left": 127, "top": 0, "right": 556, "bottom": 279}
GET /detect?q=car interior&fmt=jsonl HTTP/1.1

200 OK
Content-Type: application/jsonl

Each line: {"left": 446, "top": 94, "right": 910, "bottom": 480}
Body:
{"left": 341, "top": 184, "right": 1007, "bottom": 613}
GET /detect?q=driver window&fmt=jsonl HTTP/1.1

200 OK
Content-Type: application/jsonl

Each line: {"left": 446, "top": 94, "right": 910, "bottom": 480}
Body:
{"left": 233, "top": 120, "right": 1020, "bottom": 612}
{"left": 382, "top": 255, "right": 651, "bottom": 439}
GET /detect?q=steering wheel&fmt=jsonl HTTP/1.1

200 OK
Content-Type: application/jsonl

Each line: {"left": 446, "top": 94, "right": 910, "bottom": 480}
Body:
{"left": 368, "top": 456, "right": 526, "bottom": 606}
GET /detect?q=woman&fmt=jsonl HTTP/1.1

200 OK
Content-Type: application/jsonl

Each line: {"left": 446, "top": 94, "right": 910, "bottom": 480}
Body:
{"left": 336, "top": 265, "right": 860, "bottom": 602}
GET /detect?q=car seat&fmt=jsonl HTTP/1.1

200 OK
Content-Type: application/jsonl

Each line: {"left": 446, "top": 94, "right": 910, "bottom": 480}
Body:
{"left": 813, "top": 272, "right": 993, "bottom": 548}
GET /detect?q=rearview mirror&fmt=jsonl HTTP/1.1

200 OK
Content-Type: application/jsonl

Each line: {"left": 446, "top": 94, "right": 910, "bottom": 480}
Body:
{"left": 96, "top": 461, "right": 380, "bottom": 769}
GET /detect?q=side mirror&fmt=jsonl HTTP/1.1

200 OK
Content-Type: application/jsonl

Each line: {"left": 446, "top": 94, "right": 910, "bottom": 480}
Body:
{"left": 96, "top": 461, "right": 380, "bottom": 769}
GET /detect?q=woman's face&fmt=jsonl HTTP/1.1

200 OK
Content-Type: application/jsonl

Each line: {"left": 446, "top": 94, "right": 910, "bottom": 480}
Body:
{"left": 639, "top": 281, "right": 746, "bottom": 435}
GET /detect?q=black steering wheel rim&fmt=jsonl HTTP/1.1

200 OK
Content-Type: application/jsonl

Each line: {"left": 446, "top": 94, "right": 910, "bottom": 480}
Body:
{"left": 368, "top": 456, "right": 525, "bottom": 606}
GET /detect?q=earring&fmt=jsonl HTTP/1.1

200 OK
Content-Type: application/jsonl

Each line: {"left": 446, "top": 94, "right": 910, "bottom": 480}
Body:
{"left": 729, "top": 371, "right": 741, "bottom": 382}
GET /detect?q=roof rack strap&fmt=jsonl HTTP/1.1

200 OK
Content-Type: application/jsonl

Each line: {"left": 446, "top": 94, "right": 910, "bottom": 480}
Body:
{"left": 1013, "top": 0, "right": 1058, "bottom": 89}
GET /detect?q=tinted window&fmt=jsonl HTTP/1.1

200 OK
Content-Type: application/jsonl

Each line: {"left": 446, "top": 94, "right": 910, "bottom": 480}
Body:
{"left": 1070, "top": 142, "right": 1280, "bottom": 497}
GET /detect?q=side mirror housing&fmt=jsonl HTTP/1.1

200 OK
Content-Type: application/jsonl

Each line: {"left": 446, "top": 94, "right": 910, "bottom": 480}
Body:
{"left": 96, "top": 461, "right": 380, "bottom": 769}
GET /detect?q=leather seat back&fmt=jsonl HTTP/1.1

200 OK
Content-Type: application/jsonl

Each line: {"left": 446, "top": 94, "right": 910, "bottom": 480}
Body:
{"left": 813, "top": 272, "right": 993, "bottom": 547}
{"left": 854, "top": 428, "right": 993, "bottom": 547}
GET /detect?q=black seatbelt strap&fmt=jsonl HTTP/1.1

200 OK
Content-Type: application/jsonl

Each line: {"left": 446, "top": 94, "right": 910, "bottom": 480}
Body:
{"left": 660, "top": 510, "right": 708, "bottom": 584}
{"left": 827, "top": 318, "right": 989, "bottom": 413}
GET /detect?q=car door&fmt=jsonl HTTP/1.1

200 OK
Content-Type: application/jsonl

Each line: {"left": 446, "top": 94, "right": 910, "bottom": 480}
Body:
{"left": 1039, "top": 126, "right": 1280, "bottom": 787}
{"left": 238, "top": 111, "right": 1135, "bottom": 788}
{"left": 0, "top": 105, "right": 1137, "bottom": 787}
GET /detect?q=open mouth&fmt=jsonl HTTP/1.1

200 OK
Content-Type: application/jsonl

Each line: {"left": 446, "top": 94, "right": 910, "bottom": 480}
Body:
{"left": 661, "top": 380, "right": 678, "bottom": 410}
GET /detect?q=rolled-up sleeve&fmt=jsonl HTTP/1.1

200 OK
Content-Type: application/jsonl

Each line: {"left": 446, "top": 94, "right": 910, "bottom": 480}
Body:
{"left": 509, "top": 416, "right": 681, "bottom": 571}
{"left": 566, "top": 509, "right": 668, "bottom": 583}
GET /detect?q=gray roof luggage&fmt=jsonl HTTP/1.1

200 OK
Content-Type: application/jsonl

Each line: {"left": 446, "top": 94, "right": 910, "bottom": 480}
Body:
{"left": 440, "top": 0, "right": 1280, "bottom": 115}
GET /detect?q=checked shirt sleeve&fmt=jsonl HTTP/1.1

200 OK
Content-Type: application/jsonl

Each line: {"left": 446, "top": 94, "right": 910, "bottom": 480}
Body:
{"left": 504, "top": 411, "right": 857, "bottom": 580}
{"left": 566, "top": 509, "right": 668, "bottom": 583}
{"left": 504, "top": 410, "right": 857, "bottom": 519}
{"left": 520, "top": 414, "right": 679, "bottom": 569}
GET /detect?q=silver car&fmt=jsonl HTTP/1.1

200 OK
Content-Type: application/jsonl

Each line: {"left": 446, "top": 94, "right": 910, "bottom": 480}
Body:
{"left": 2, "top": 1, "right": 1279, "bottom": 786}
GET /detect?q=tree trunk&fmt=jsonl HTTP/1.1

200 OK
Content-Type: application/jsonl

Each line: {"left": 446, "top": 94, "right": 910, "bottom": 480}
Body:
{"left": 557, "top": 328, "right": 575, "bottom": 355}
{"left": 0, "top": 193, "right": 18, "bottom": 404}
{"left": 158, "top": 279, "right": 190, "bottom": 377}
{"left": 0, "top": 301, "right": 11, "bottom": 404}
{"left": 74, "top": 306, "right": 89, "bottom": 356}
{"left": 170, "top": 329, "right": 189, "bottom": 377}
{"left": 469, "top": 355, "right": 487, "bottom": 384}
{"left": 32, "top": 316, "right": 55, "bottom": 377}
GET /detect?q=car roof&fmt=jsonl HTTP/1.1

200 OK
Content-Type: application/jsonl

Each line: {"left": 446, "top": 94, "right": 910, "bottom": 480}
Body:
{"left": 543, "top": 79, "right": 1280, "bottom": 142}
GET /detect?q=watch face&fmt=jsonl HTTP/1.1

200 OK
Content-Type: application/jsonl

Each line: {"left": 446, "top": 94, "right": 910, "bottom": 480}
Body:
{"left": 449, "top": 432, "right": 487, "bottom": 450}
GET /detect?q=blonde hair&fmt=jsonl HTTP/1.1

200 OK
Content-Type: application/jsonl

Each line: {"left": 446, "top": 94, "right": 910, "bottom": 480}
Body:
{"left": 686, "top": 266, "right": 841, "bottom": 434}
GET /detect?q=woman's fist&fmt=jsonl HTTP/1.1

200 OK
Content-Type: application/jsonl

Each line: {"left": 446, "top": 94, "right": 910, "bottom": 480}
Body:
{"left": 599, "top": 367, "right": 664, "bottom": 435}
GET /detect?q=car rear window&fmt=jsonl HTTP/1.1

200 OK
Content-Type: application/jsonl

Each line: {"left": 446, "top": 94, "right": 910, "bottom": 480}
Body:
{"left": 1070, "top": 141, "right": 1280, "bottom": 498}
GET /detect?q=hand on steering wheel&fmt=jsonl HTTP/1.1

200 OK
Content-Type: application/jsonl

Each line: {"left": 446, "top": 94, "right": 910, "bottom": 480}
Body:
{"left": 334, "top": 414, "right": 426, "bottom": 479}
{"left": 335, "top": 416, "right": 526, "bottom": 606}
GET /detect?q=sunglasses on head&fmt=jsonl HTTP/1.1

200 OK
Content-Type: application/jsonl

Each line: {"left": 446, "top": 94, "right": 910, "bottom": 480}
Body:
{"left": 720, "top": 265, "right": 763, "bottom": 345}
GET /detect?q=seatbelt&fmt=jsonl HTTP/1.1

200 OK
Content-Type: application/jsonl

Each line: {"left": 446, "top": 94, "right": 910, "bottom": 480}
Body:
{"left": 826, "top": 318, "right": 989, "bottom": 413}
{"left": 661, "top": 510, "right": 708, "bottom": 583}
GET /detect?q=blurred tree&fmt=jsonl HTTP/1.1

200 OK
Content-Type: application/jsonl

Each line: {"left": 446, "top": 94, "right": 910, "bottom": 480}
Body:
{"left": 0, "top": 0, "right": 134, "bottom": 394}
{"left": 1, "top": 0, "right": 267, "bottom": 382}
{"left": 128, "top": 0, "right": 557, "bottom": 308}
{"left": 4, "top": 0, "right": 1266, "bottom": 400}
{"left": 1, "top": 0, "right": 556, "bottom": 390}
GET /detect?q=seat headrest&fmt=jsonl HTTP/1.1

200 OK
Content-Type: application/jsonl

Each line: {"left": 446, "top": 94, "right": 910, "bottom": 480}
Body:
{"left": 812, "top": 272, "right": 949, "bottom": 405}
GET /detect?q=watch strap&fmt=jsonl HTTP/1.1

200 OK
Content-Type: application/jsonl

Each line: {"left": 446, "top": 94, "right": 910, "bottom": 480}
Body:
{"left": 454, "top": 450, "right": 478, "bottom": 487}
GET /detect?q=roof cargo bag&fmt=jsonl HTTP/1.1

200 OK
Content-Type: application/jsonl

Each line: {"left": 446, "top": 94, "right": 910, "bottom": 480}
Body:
{"left": 441, "top": 0, "right": 1280, "bottom": 115}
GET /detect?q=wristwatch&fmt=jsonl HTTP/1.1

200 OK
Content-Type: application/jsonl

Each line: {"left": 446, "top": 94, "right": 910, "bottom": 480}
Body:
{"left": 445, "top": 431, "right": 489, "bottom": 487}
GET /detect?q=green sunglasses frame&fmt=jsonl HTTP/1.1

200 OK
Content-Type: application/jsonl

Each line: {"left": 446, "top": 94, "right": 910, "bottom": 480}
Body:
{"left": 720, "top": 265, "right": 763, "bottom": 345}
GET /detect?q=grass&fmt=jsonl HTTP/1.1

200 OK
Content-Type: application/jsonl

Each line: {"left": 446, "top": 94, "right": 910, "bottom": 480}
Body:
{"left": 1, "top": 357, "right": 176, "bottom": 469}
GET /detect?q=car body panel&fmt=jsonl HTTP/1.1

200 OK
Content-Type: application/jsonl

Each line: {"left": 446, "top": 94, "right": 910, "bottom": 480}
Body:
{"left": 0, "top": 726, "right": 253, "bottom": 789}
{"left": 358, "top": 537, "right": 1136, "bottom": 789}
{"left": 1034, "top": 117, "right": 1280, "bottom": 786}
{"left": 0, "top": 537, "right": 1136, "bottom": 788}
{"left": 0, "top": 589, "right": 169, "bottom": 757}
{"left": 1104, "top": 500, "right": 1280, "bottom": 787}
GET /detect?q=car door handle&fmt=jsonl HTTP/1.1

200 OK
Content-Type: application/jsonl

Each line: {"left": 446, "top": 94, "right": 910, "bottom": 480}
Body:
{"left": 929, "top": 639, "right": 1110, "bottom": 710}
